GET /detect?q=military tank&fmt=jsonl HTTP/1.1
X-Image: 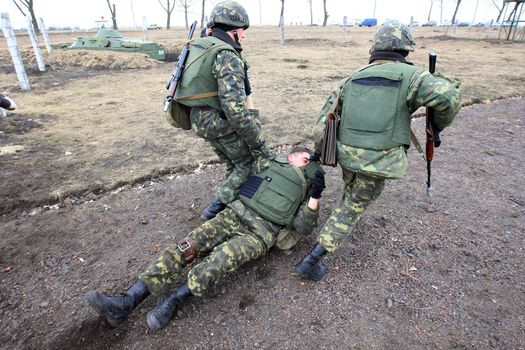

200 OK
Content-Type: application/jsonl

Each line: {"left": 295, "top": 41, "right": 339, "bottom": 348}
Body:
{"left": 69, "top": 29, "right": 166, "bottom": 61}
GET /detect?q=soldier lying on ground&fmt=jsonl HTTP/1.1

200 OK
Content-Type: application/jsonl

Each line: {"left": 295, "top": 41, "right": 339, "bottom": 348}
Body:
{"left": 0, "top": 94, "right": 17, "bottom": 118}
{"left": 87, "top": 147, "right": 325, "bottom": 332}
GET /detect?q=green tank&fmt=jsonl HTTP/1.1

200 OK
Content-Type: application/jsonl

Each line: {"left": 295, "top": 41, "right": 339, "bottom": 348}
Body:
{"left": 69, "top": 29, "right": 166, "bottom": 61}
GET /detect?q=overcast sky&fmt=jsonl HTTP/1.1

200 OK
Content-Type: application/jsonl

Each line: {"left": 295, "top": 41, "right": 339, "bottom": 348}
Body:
{"left": 2, "top": 0, "right": 503, "bottom": 29}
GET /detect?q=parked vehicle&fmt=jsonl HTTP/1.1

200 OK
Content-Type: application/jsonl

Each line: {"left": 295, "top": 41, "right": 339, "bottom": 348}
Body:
{"left": 148, "top": 24, "right": 161, "bottom": 30}
{"left": 422, "top": 21, "right": 437, "bottom": 27}
{"left": 359, "top": 18, "right": 377, "bottom": 27}
{"left": 69, "top": 29, "right": 166, "bottom": 61}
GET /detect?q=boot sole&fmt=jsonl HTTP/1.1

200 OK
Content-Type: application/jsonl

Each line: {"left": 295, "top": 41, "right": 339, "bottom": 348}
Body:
{"left": 86, "top": 290, "right": 126, "bottom": 327}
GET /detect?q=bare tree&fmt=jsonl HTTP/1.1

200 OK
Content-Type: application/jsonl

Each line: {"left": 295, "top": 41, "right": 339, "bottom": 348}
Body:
{"left": 158, "top": 0, "right": 177, "bottom": 29}
{"left": 490, "top": 0, "right": 505, "bottom": 22}
{"left": 308, "top": 0, "right": 313, "bottom": 25}
{"left": 11, "top": 0, "right": 39, "bottom": 33}
{"left": 200, "top": 0, "right": 206, "bottom": 28}
{"left": 428, "top": 0, "right": 435, "bottom": 22}
{"left": 451, "top": 0, "right": 462, "bottom": 26}
{"left": 322, "top": 0, "right": 329, "bottom": 27}
{"left": 177, "top": 0, "right": 197, "bottom": 29}
{"left": 279, "top": 0, "right": 285, "bottom": 45}
{"left": 106, "top": 0, "right": 118, "bottom": 30}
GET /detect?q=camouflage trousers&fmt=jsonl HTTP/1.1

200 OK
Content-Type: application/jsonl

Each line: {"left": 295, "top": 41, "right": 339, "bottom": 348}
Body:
{"left": 139, "top": 208, "right": 267, "bottom": 297}
{"left": 208, "top": 132, "right": 254, "bottom": 204}
{"left": 318, "top": 168, "right": 385, "bottom": 252}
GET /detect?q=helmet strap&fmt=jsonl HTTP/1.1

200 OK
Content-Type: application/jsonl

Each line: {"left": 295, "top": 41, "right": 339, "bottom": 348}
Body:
{"left": 232, "top": 29, "right": 240, "bottom": 44}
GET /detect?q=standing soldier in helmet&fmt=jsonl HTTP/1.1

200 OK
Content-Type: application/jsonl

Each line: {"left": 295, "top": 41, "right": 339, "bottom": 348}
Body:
{"left": 175, "top": 1, "right": 272, "bottom": 220}
{"left": 296, "top": 21, "right": 462, "bottom": 281}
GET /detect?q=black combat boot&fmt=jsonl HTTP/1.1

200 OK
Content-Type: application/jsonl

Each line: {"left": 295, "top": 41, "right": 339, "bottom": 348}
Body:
{"left": 295, "top": 243, "right": 328, "bottom": 281}
{"left": 200, "top": 196, "right": 226, "bottom": 220}
{"left": 147, "top": 282, "right": 192, "bottom": 332}
{"left": 86, "top": 280, "right": 150, "bottom": 327}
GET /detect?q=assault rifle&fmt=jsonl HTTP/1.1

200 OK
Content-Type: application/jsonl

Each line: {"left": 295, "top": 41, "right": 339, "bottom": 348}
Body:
{"left": 163, "top": 21, "right": 198, "bottom": 112}
{"left": 425, "top": 52, "right": 440, "bottom": 198}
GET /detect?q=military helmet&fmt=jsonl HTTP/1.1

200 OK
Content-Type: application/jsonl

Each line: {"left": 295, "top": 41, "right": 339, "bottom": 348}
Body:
{"left": 208, "top": 1, "right": 250, "bottom": 30}
{"left": 369, "top": 20, "right": 416, "bottom": 54}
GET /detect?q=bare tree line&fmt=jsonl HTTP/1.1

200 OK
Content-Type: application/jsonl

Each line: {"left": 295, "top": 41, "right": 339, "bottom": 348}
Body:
{"left": 9, "top": 0, "right": 523, "bottom": 33}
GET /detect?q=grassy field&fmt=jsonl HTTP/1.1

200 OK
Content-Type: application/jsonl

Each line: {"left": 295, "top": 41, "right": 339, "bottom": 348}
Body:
{"left": 0, "top": 25, "right": 524, "bottom": 212}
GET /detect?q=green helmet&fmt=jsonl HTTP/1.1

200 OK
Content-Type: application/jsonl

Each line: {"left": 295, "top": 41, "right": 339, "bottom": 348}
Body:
{"left": 208, "top": 1, "right": 250, "bottom": 29}
{"left": 369, "top": 21, "right": 416, "bottom": 54}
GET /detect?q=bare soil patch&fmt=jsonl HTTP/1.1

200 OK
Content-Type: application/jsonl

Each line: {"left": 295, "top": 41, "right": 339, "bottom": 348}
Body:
{"left": 0, "top": 26, "right": 524, "bottom": 349}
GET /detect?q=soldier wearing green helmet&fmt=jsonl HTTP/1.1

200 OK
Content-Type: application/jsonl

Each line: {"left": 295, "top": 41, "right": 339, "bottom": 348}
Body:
{"left": 175, "top": 1, "right": 272, "bottom": 221}
{"left": 296, "top": 20, "right": 462, "bottom": 281}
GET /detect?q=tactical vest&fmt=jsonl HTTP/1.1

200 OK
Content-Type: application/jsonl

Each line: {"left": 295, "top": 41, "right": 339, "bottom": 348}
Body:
{"left": 338, "top": 62, "right": 419, "bottom": 150}
{"left": 239, "top": 157, "right": 324, "bottom": 227}
{"left": 174, "top": 36, "right": 242, "bottom": 110}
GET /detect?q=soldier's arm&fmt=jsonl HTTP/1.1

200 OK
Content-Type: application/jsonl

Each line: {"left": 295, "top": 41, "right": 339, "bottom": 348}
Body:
{"left": 313, "top": 80, "right": 345, "bottom": 154}
{"left": 213, "top": 50, "right": 267, "bottom": 152}
{"left": 292, "top": 198, "right": 320, "bottom": 236}
{"left": 407, "top": 70, "right": 462, "bottom": 129}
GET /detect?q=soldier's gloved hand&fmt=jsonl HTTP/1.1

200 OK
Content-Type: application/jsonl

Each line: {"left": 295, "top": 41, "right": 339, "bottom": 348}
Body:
{"left": 430, "top": 117, "right": 443, "bottom": 148}
{"left": 309, "top": 153, "right": 321, "bottom": 163}
{"left": 308, "top": 171, "right": 326, "bottom": 199}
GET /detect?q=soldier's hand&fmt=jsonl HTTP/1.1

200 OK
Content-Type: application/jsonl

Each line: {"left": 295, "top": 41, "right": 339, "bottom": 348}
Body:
{"left": 309, "top": 171, "right": 326, "bottom": 199}
{"left": 309, "top": 153, "right": 321, "bottom": 163}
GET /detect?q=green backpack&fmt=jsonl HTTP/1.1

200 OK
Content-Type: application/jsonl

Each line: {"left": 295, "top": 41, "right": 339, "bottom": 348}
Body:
{"left": 165, "top": 100, "right": 192, "bottom": 130}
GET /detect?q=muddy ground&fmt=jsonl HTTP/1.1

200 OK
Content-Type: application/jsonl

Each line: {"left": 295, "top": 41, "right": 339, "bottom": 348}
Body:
{"left": 0, "top": 26, "right": 524, "bottom": 349}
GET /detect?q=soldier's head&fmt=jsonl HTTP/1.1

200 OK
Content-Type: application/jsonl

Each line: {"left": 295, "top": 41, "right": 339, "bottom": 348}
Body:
{"left": 288, "top": 146, "right": 312, "bottom": 167}
{"left": 369, "top": 20, "right": 416, "bottom": 57}
{"left": 208, "top": 1, "right": 249, "bottom": 43}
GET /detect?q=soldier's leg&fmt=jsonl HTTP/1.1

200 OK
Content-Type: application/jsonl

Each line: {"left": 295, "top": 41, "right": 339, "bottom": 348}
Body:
{"left": 147, "top": 227, "right": 267, "bottom": 331}
{"left": 318, "top": 170, "right": 385, "bottom": 252}
{"left": 186, "top": 232, "right": 267, "bottom": 297}
{"left": 213, "top": 132, "right": 253, "bottom": 205}
{"left": 139, "top": 210, "right": 239, "bottom": 296}
{"left": 200, "top": 140, "right": 235, "bottom": 220}
{"left": 296, "top": 169, "right": 385, "bottom": 280}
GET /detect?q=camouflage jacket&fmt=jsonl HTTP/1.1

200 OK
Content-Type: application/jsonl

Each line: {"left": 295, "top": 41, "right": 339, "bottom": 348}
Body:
{"left": 314, "top": 60, "right": 461, "bottom": 179}
{"left": 190, "top": 49, "right": 266, "bottom": 153}
{"left": 227, "top": 198, "right": 319, "bottom": 250}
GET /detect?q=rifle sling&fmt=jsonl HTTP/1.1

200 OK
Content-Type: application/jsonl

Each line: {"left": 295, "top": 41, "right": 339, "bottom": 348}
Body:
{"left": 409, "top": 128, "right": 423, "bottom": 154}
{"left": 177, "top": 91, "right": 219, "bottom": 101}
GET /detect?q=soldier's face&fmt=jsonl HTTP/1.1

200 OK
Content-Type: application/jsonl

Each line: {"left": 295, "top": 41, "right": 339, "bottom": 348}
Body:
{"left": 229, "top": 28, "right": 246, "bottom": 42}
{"left": 288, "top": 152, "right": 311, "bottom": 167}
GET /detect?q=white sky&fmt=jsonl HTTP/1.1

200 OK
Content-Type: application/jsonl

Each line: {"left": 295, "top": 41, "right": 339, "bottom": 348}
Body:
{"left": 2, "top": 0, "right": 503, "bottom": 30}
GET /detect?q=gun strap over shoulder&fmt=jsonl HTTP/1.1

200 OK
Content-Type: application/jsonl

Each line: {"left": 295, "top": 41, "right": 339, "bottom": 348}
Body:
{"left": 177, "top": 91, "right": 219, "bottom": 101}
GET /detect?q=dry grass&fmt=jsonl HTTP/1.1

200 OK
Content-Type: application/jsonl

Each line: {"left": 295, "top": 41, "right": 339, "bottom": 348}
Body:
{"left": 0, "top": 26, "right": 524, "bottom": 209}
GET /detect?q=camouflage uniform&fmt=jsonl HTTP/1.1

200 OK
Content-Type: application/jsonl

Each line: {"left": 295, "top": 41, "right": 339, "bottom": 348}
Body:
{"left": 187, "top": 1, "right": 270, "bottom": 205}
{"left": 313, "top": 21, "right": 462, "bottom": 253}
{"left": 139, "top": 193, "right": 318, "bottom": 297}
{"left": 190, "top": 49, "right": 267, "bottom": 204}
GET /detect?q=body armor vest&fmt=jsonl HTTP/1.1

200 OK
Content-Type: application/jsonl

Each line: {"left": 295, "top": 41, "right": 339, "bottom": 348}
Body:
{"left": 174, "top": 36, "right": 242, "bottom": 110}
{"left": 239, "top": 157, "right": 323, "bottom": 227}
{"left": 338, "top": 62, "right": 419, "bottom": 150}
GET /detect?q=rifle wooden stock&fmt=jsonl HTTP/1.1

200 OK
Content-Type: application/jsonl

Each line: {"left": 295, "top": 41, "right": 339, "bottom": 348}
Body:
{"left": 164, "top": 21, "right": 197, "bottom": 110}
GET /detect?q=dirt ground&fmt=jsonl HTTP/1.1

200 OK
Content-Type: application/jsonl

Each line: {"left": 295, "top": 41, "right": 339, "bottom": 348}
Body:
{"left": 0, "top": 26, "right": 524, "bottom": 349}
